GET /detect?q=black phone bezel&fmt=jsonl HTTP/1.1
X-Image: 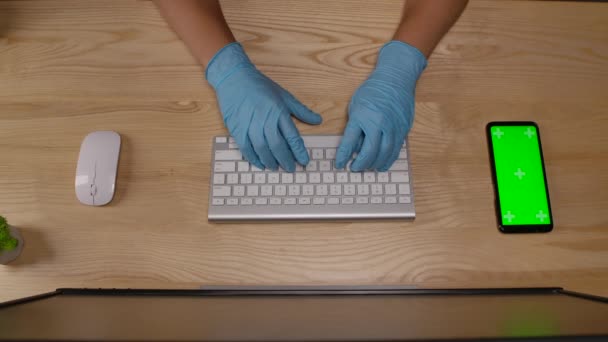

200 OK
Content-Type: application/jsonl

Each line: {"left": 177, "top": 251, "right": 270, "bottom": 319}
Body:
{"left": 486, "top": 121, "right": 553, "bottom": 233}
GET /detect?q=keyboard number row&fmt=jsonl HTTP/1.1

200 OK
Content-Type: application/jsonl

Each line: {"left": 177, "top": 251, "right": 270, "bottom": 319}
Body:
{"left": 214, "top": 172, "right": 409, "bottom": 184}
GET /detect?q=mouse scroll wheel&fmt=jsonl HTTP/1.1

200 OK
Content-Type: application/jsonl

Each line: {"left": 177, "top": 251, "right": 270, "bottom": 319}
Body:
{"left": 90, "top": 184, "right": 97, "bottom": 196}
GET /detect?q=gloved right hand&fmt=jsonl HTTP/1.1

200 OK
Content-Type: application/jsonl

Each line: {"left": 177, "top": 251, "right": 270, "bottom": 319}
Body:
{"left": 206, "top": 42, "right": 323, "bottom": 172}
{"left": 335, "top": 41, "right": 427, "bottom": 172}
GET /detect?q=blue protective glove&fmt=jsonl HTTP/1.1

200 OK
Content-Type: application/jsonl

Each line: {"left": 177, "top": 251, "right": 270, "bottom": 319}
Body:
{"left": 335, "top": 41, "right": 427, "bottom": 172}
{"left": 206, "top": 42, "right": 322, "bottom": 172}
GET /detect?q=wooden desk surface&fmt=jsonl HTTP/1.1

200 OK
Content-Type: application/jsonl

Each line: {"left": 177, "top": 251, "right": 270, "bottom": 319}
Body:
{"left": 1, "top": 0, "right": 607, "bottom": 302}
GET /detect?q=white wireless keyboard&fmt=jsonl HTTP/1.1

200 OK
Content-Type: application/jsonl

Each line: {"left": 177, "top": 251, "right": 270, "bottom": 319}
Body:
{"left": 208, "top": 136, "right": 415, "bottom": 221}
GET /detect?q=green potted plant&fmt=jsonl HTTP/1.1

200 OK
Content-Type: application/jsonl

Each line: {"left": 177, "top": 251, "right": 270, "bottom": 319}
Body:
{"left": 0, "top": 216, "right": 23, "bottom": 265}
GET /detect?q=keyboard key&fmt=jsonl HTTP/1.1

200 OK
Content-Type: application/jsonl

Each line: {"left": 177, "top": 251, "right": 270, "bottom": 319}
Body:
{"left": 284, "top": 198, "right": 296, "bottom": 205}
{"left": 295, "top": 164, "right": 304, "bottom": 172}
{"left": 215, "top": 137, "right": 227, "bottom": 143}
{"left": 385, "top": 184, "right": 397, "bottom": 195}
{"left": 327, "top": 197, "right": 340, "bottom": 205}
{"left": 364, "top": 172, "right": 375, "bottom": 183}
{"left": 313, "top": 197, "right": 326, "bottom": 205}
{"left": 228, "top": 142, "right": 239, "bottom": 149}
{"left": 288, "top": 185, "right": 300, "bottom": 196}
{"left": 371, "top": 184, "right": 383, "bottom": 195}
{"left": 227, "top": 198, "right": 238, "bottom": 205}
{"left": 342, "top": 197, "right": 354, "bottom": 204}
{"left": 241, "top": 173, "right": 252, "bottom": 184}
{"left": 371, "top": 197, "right": 383, "bottom": 204}
{"left": 322, "top": 172, "right": 335, "bottom": 183}
{"left": 350, "top": 173, "right": 362, "bottom": 183}
{"left": 316, "top": 184, "right": 328, "bottom": 196}
{"left": 306, "top": 161, "right": 318, "bottom": 171}
{"left": 212, "top": 198, "right": 225, "bottom": 205}
{"left": 330, "top": 184, "right": 342, "bottom": 196}
{"left": 399, "top": 150, "right": 407, "bottom": 159}
{"left": 213, "top": 174, "right": 225, "bottom": 184}
{"left": 237, "top": 161, "right": 249, "bottom": 172}
{"left": 215, "top": 150, "right": 242, "bottom": 161}
{"left": 268, "top": 173, "right": 280, "bottom": 184}
{"left": 312, "top": 149, "right": 324, "bottom": 159}
{"left": 226, "top": 174, "right": 239, "bottom": 184}
{"left": 275, "top": 185, "right": 287, "bottom": 196}
{"left": 309, "top": 172, "right": 321, "bottom": 183}
{"left": 303, "top": 185, "right": 314, "bottom": 196}
{"left": 241, "top": 198, "right": 253, "bottom": 205}
{"left": 377, "top": 172, "right": 389, "bottom": 183}
{"left": 296, "top": 173, "right": 307, "bottom": 184}
{"left": 233, "top": 186, "right": 245, "bottom": 197}
{"left": 282, "top": 173, "right": 294, "bottom": 184}
{"left": 337, "top": 172, "right": 348, "bottom": 183}
{"left": 269, "top": 197, "right": 281, "bottom": 205}
{"left": 391, "top": 172, "right": 409, "bottom": 183}
{"left": 398, "top": 184, "right": 411, "bottom": 195}
{"left": 229, "top": 137, "right": 236, "bottom": 144}
{"left": 344, "top": 184, "right": 356, "bottom": 196}
{"left": 299, "top": 197, "right": 311, "bottom": 205}
{"left": 247, "top": 185, "right": 259, "bottom": 197}
{"left": 212, "top": 186, "right": 231, "bottom": 197}
{"left": 254, "top": 173, "right": 266, "bottom": 184}
{"left": 319, "top": 160, "right": 331, "bottom": 171}
{"left": 255, "top": 198, "right": 268, "bottom": 205}
{"left": 356, "top": 197, "right": 369, "bottom": 204}
{"left": 390, "top": 160, "right": 408, "bottom": 171}
{"left": 357, "top": 184, "right": 370, "bottom": 195}
{"left": 214, "top": 161, "right": 235, "bottom": 172}
{"left": 385, "top": 196, "right": 397, "bottom": 204}
{"left": 251, "top": 165, "right": 263, "bottom": 172}
{"left": 261, "top": 185, "right": 273, "bottom": 196}
{"left": 325, "top": 148, "right": 336, "bottom": 159}
{"left": 398, "top": 196, "right": 411, "bottom": 204}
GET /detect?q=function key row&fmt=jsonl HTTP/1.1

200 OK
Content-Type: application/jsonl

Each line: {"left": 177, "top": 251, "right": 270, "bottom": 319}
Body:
{"left": 214, "top": 156, "right": 408, "bottom": 172}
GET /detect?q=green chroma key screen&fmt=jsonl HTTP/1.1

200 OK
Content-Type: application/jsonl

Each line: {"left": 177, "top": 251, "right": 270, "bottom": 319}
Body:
{"left": 487, "top": 122, "right": 552, "bottom": 232}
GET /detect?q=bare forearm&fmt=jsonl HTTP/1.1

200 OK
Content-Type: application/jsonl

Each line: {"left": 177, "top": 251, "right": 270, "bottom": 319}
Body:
{"left": 394, "top": 0, "right": 468, "bottom": 58}
{"left": 154, "top": 0, "right": 235, "bottom": 67}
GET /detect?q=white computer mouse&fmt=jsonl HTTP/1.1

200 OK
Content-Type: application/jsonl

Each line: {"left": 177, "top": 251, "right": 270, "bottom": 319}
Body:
{"left": 75, "top": 131, "right": 121, "bottom": 206}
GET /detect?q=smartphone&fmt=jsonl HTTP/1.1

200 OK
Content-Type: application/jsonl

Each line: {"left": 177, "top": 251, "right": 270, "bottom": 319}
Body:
{"left": 486, "top": 122, "right": 553, "bottom": 233}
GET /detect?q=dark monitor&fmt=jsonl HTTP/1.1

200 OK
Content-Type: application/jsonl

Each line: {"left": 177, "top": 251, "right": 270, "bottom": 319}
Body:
{"left": 1, "top": 287, "right": 607, "bottom": 341}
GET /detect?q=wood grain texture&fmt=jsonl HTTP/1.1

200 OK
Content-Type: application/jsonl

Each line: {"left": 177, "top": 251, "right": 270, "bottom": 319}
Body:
{"left": 1, "top": 0, "right": 607, "bottom": 103}
{"left": 1, "top": 0, "right": 607, "bottom": 302}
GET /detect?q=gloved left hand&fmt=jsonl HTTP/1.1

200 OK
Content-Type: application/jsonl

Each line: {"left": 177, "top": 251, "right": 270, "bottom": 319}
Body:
{"left": 335, "top": 41, "right": 427, "bottom": 172}
{"left": 206, "top": 42, "right": 322, "bottom": 172}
